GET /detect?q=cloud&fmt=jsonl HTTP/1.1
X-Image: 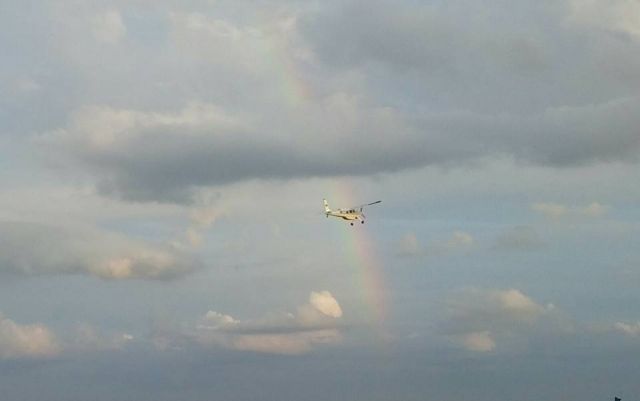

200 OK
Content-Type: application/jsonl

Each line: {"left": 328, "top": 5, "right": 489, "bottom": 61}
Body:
{"left": 0, "top": 221, "right": 200, "bottom": 280}
{"left": 1, "top": 317, "right": 136, "bottom": 358}
{"left": 496, "top": 289, "right": 545, "bottom": 318}
{"left": 38, "top": 97, "right": 417, "bottom": 202}
{"left": 308, "top": 290, "right": 343, "bottom": 318}
{"left": 614, "top": 321, "right": 640, "bottom": 337}
{"left": 445, "top": 231, "right": 475, "bottom": 249}
{"left": 460, "top": 331, "right": 495, "bottom": 353}
{"left": 41, "top": 92, "right": 640, "bottom": 204}
{"left": 92, "top": 10, "right": 126, "bottom": 44}
{"left": 568, "top": 0, "right": 640, "bottom": 39}
{"left": 303, "top": 0, "right": 640, "bottom": 98}
{"left": 532, "top": 202, "right": 609, "bottom": 219}
{"left": 429, "top": 98, "right": 640, "bottom": 167}
{"left": 580, "top": 202, "right": 609, "bottom": 217}
{"left": 201, "top": 311, "right": 238, "bottom": 329}
{"left": 39, "top": 102, "right": 293, "bottom": 202}
{"left": 174, "top": 202, "right": 225, "bottom": 249}
{"left": 70, "top": 324, "right": 135, "bottom": 352}
{"left": 443, "top": 288, "right": 568, "bottom": 352}
{"left": 531, "top": 202, "right": 569, "bottom": 219}
{"left": 158, "top": 291, "right": 344, "bottom": 355}
{"left": 0, "top": 314, "right": 60, "bottom": 359}
{"left": 10, "top": 0, "right": 640, "bottom": 205}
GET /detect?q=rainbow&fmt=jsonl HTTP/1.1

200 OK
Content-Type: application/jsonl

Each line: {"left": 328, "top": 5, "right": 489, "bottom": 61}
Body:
{"left": 259, "top": 17, "right": 315, "bottom": 107}
{"left": 257, "top": 17, "right": 390, "bottom": 337}
{"left": 331, "top": 181, "right": 390, "bottom": 341}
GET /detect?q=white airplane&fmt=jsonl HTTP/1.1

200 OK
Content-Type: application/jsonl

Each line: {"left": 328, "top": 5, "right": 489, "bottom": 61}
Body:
{"left": 323, "top": 198, "right": 381, "bottom": 226}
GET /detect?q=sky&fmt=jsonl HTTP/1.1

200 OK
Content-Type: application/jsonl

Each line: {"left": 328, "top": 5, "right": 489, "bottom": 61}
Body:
{"left": 1, "top": 0, "right": 640, "bottom": 400}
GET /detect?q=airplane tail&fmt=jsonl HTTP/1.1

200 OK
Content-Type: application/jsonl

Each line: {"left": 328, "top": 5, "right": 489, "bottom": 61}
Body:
{"left": 323, "top": 199, "right": 331, "bottom": 214}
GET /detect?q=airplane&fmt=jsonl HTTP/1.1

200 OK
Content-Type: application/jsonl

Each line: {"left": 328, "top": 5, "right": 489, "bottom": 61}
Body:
{"left": 323, "top": 198, "right": 381, "bottom": 226}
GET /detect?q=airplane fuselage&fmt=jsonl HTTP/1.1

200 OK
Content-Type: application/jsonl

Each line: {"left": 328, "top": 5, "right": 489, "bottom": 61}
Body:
{"left": 326, "top": 210, "right": 362, "bottom": 221}
{"left": 323, "top": 198, "right": 379, "bottom": 225}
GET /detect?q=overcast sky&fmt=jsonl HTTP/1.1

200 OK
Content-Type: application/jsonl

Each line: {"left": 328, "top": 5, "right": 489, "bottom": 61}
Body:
{"left": 2, "top": 0, "right": 640, "bottom": 400}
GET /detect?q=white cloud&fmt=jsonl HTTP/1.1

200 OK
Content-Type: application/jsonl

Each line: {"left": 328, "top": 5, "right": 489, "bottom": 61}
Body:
{"left": 452, "top": 288, "right": 546, "bottom": 324}
{"left": 168, "top": 10, "right": 308, "bottom": 80}
{"left": 532, "top": 202, "right": 608, "bottom": 219}
{"left": 445, "top": 231, "right": 475, "bottom": 249}
{"left": 199, "top": 311, "right": 238, "bottom": 330}
{"left": 52, "top": 102, "right": 243, "bottom": 153}
{"left": 0, "top": 314, "right": 140, "bottom": 358}
{"left": 92, "top": 10, "right": 126, "bottom": 44}
{"left": 568, "top": 0, "right": 640, "bottom": 39}
{"left": 460, "top": 331, "right": 495, "bottom": 352}
{"left": 614, "top": 321, "right": 640, "bottom": 337}
{"left": 0, "top": 314, "right": 60, "bottom": 359}
{"left": 532, "top": 202, "right": 569, "bottom": 219}
{"left": 494, "top": 289, "right": 545, "bottom": 322}
{"left": 179, "top": 204, "right": 225, "bottom": 248}
{"left": 0, "top": 221, "right": 199, "bottom": 280}
{"left": 309, "top": 291, "right": 343, "bottom": 318}
{"left": 430, "top": 231, "right": 476, "bottom": 253}
{"left": 173, "top": 12, "right": 243, "bottom": 40}
{"left": 89, "top": 248, "right": 186, "bottom": 280}
{"left": 579, "top": 202, "right": 608, "bottom": 217}
{"left": 164, "top": 291, "right": 344, "bottom": 355}
{"left": 444, "top": 288, "right": 565, "bottom": 352}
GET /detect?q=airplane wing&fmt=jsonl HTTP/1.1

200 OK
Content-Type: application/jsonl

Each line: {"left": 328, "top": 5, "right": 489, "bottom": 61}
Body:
{"left": 351, "top": 200, "right": 382, "bottom": 210}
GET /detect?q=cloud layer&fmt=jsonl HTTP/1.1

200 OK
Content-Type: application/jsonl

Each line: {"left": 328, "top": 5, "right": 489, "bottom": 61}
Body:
{"left": 443, "top": 288, "right": 569, "bottom": 352}
{"left": 532, "top": 202, "right": 609, "bottom": 220}
{"left": 0, "top": 314, "right": 59, "bottom": 359}
{"left": 0, "top": 221, "right": 199, "bottom": 279}
{"left": 155, "top": 291, "right": 344, "bottom": 355}
{"left": 2, "top": 1, "right": 640, "bottom": 399}
{"left": 29, "top": 0, "right": 640, "bottom": 203}
{"left": 42, "top": 96, "right": 640, "bottom": 203}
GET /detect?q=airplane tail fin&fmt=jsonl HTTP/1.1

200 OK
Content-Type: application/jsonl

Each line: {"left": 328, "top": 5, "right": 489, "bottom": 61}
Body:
{"left": 323, "top": 199, "right": 331, "bottom": 214}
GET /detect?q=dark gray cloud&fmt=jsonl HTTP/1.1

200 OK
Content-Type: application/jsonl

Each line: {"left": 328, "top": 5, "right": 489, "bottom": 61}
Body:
{"left": 39, "top": 100, "right": 424, "bottom": 202}
{"left": 27, "top": 0, "right": 640, "bottom": 203}
{"left": 42, "top": 94, "right": 640, "bottom": 203}
{"left": 301, "top": 0, "right": 640, "bottom": 111}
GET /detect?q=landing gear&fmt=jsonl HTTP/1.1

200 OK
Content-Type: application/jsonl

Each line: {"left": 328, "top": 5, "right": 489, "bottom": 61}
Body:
{"left": 361, "top": 220, "right": 365, "bottom": 224}
{"left": 350, "top": 222, "right": 354, "bottom": 226}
